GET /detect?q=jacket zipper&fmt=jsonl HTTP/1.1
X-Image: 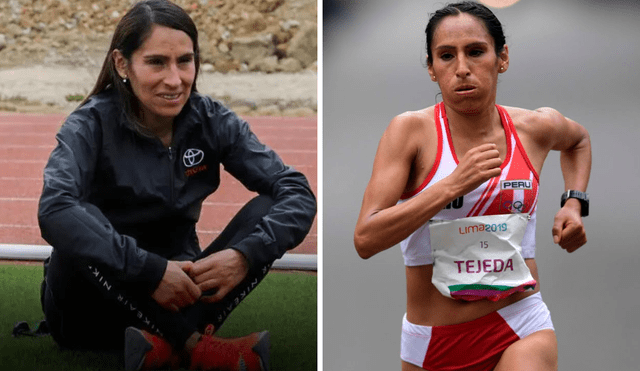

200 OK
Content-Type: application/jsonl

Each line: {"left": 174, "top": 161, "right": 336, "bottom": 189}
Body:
{"left": 168, "top": 146, "right": 175, "bottom": 205}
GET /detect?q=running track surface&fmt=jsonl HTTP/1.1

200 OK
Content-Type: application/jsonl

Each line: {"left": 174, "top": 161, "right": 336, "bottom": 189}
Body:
{"left": 0, "top": 113, "right": 317, "bottom": 255}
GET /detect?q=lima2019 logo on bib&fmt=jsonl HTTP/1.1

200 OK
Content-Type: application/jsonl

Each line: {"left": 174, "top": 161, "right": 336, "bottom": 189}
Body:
{"left": 183, "top": 148, "right": 207, "bottom": 177}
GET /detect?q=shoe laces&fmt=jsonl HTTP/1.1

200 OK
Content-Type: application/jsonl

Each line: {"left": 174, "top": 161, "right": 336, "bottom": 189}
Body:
{"left": 191, "top": 325, "right": 263, "bottom": 371}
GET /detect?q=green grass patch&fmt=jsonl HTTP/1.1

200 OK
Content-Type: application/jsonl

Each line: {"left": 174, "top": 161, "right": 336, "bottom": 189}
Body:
{"left": 0, "top": 95, "right": 42, "bottom": 106}
{"left": 65, "top": 94, "right": 85, "bottom": 102}
{"left": 0, "top": 265, "right": 316, "bottom": 370}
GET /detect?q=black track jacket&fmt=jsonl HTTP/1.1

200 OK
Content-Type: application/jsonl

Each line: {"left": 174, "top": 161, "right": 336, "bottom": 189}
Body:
{"left": 38, "top": 89, "right": 316, "bottom": 294}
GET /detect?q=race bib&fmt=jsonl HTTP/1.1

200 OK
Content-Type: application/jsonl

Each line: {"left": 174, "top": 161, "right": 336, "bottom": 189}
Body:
{"left": 429, "top": 213, "right": 536, "bottom": 301}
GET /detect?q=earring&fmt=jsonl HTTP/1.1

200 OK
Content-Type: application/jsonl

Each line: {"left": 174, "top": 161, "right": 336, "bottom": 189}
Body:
{"left": 122, "top": 76, "right": 128, "bottom": 83}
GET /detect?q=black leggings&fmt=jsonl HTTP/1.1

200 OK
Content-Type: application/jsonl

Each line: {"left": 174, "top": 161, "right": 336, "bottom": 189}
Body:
{"left": 41, "top": 195, "right": 274, "bottom": 350}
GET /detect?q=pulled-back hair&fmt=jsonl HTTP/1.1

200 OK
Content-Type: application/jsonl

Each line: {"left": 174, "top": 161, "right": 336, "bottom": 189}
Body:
{"left": 82, "top": 0, "right": 200, "bottom": 134}
{"left": 425, "top": 1, "right": 506, "bottom": 65}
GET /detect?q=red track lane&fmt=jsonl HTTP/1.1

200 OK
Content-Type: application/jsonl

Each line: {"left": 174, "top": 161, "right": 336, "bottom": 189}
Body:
{"left": 0, "top": 113, "right": 317, "bottom": 255}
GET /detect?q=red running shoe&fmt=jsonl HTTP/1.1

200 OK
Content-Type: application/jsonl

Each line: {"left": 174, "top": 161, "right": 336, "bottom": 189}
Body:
{"left": 190, "top": 325, "right": 270, "bottom": 371}
{"left": 124, "top": 327, "right": 181, "bottom": 370}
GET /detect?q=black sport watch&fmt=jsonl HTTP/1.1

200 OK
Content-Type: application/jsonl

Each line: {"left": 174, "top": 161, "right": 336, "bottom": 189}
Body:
{"left": 561, "top": 190, "right": 589, "bottom": 217}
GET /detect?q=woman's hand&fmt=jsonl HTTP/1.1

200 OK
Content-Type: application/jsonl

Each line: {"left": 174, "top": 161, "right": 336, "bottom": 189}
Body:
{"left": 152, "top": 260, "right": 202, "bottom": 312}
{"left": 190, "top": 249, "right": 249, "bottom": 303}
{"left": 446, "top": 143, "right": 502, "bottom": 197}
{"left": 552, "top": 199, "right": 587, "bottom": 253}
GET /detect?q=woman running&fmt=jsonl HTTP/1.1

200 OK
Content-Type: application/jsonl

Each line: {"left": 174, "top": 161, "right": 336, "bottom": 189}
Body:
{"left": 38, "top": 1, "right": 316, "bottom": 370}
{"left": 354, "top": 2, "right": 591, "bottom": 370}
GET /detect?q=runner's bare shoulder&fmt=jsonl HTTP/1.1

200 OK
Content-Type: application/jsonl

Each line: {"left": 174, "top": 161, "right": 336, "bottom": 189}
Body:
{"left": 382, "top": 106, "right": 437, "bottom": 156}
{"left": 504, "top": 106, "right": 567, "bottom": 149}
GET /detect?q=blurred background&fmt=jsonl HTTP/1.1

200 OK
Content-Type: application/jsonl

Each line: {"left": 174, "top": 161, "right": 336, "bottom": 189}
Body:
{"left": 323, "top": 0, "right": 640, "bottom": 370}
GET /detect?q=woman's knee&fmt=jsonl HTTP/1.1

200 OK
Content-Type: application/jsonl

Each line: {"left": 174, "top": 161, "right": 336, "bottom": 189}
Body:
{"left": 495, "top": 329, "right": 558, "bottom": 371}
{"left": 201, "top": 195, "right": 275, "bottom": 255}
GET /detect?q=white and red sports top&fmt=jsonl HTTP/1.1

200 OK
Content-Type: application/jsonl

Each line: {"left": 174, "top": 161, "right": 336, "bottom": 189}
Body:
{"left": 399, "top": 102, "right": 539, "bottom": 266}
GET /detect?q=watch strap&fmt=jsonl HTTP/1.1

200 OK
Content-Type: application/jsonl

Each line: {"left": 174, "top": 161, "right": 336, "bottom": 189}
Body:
{"left": 561, "top": 190, "right": 589, "bottom": 217}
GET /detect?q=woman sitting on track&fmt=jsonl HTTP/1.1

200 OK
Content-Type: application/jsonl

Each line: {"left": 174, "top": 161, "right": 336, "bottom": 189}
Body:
{"left": 37, "top": 1, "right": 316, "bottom": 370}
{"left": 354, "top": 2, "right": 591, "bottom": 370}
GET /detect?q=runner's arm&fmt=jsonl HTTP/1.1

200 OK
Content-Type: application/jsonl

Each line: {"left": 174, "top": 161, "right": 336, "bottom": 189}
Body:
{"left": 535, "top": 108, "right": 591, "bottom": 252}
{"left": 354, "top": 113, "right": 502, "bottom": 259}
